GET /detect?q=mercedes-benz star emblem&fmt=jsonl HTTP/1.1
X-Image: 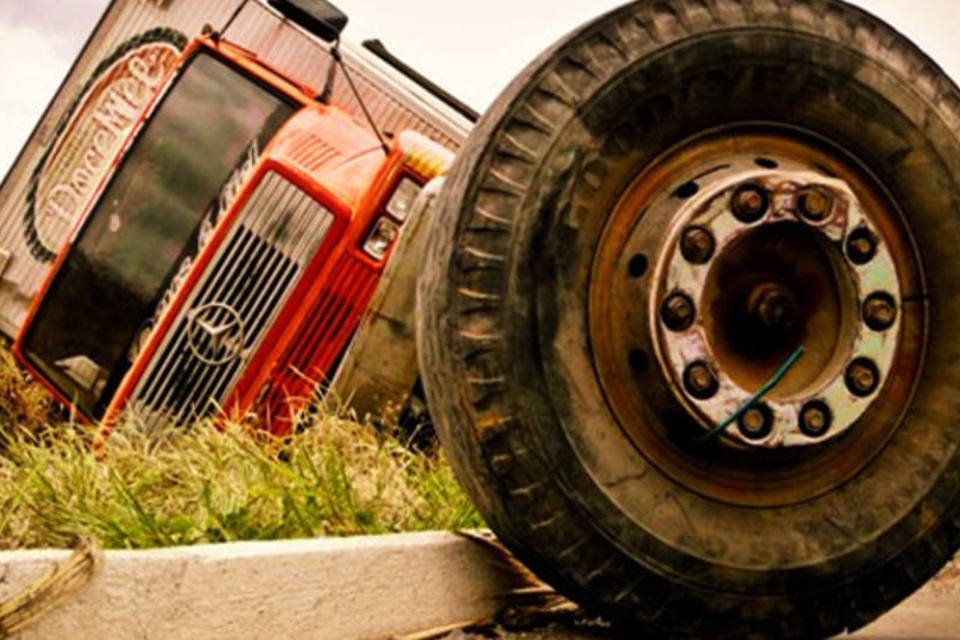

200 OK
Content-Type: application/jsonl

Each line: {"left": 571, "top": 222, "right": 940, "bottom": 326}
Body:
{"left": 186, "top": 303, "right": 246, "bottom": 366}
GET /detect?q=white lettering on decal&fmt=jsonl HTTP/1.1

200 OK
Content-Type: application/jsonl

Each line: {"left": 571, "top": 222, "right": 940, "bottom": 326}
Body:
{"left": 37, "top": 48, "right": 174, "bottom": 245}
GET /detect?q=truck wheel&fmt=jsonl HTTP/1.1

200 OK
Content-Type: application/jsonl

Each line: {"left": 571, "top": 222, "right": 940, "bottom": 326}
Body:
{"left": 417, "top": 1, "right": 960, "bottom": 637}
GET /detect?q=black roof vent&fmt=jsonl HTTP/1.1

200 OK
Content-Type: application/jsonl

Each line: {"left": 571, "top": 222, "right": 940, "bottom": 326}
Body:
{"left": 267, "top": 0, "right": 349, "bottom": 43}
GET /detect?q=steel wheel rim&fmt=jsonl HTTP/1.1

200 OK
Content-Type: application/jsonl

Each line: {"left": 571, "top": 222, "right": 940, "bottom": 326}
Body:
{"left": 588, "top": 128, "right": 927, "bottom": 508}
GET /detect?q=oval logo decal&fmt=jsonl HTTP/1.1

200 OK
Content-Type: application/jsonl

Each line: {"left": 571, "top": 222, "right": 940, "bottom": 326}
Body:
{"left": 25, "top": 28, "right": 187, "bottom": 262}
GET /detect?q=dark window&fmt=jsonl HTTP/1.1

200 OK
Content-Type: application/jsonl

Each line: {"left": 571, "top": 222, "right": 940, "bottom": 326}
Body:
{"left": 23, "top": 52, "right": 297, "bottom": 418}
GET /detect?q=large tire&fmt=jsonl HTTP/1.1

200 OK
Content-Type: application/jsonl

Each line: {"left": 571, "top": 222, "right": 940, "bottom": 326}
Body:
{"left": 418, "top": 1, "right": 960, "bottom": 637}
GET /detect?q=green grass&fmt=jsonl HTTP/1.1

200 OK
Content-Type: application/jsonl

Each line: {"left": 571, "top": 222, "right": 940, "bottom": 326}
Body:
{"left": 0, "top": 351, "right": 482, "bottom": 550}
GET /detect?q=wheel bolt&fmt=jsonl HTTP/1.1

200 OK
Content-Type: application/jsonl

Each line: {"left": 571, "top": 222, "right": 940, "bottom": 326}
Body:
{"left": 846, "top": 228, "right": 879, "bottom": 265}
{"left": 737, "top": 403, "right": 773, "bottom": 440}
{"left": 683, "top": 362, "right": 719, "bottom": 400}
{"left": 799, "top": 400, "right": 833, "bottom": 437}
{"left": 731, "top": 183, "right": 769, "bottom": 223}
{"left": 845, "top": 358, "right": 880, "bottom": 397}
{"left": 797, "top": 188, "right": 832, "bottom": 223}
{"left": 680, "top": 227, "right": 715, "bottom": 264}
{"left": 863, "top": 292, "right": 898, "bottom": 331}
{"left": 661, "top": 292, "right": 696, "bottom": 332}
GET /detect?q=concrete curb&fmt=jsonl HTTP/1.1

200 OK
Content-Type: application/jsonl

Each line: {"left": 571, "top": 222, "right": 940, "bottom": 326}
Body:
{"left": 1, "top": 533, "right": 958, "bottom": 639}
{"left": 0, "top": 532, "right": 515, "bottom": 640}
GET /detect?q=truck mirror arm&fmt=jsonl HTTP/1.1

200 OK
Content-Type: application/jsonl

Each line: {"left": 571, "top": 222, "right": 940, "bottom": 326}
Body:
{"left": 220, "top": 0, "right": 251, "bottom": 40}
{"left": 326, "top": 42, "right": 390, "bottom": 156}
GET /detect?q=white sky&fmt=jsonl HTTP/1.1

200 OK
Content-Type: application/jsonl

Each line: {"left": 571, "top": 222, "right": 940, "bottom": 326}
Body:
{"left": 0, "top": 0, "right": 958, "bottom": 177}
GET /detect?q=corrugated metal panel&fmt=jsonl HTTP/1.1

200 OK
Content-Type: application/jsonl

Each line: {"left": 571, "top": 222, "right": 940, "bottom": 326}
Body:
{"left": 129, "top": 171, "right": 335, "bottom": 426}
{"left": 227, "top": 1, "right": 468, "bottom": 149}
{"left": 0, "top": 0, "right": 471, "bottom": 338}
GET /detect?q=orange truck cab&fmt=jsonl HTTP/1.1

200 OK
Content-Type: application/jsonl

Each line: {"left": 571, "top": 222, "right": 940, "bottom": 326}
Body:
{"left": 12, "top": 1, "right": 455, "bottom": 435}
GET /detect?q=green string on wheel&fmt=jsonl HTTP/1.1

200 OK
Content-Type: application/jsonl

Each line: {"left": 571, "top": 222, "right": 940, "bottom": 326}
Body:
{"left": 697, "top": 346, "right": 806, "bottom": 444}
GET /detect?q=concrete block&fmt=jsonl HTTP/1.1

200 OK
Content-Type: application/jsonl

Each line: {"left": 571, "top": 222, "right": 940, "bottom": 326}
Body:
{"left": 0, "top": 532, "right": 516, "bottom": 640}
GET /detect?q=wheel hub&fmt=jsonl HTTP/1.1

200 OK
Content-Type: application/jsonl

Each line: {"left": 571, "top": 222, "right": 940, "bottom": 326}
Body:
{"left": 651, "top": 168, "right": 902, "bottom": 447}
{"left": 588, "top": 131, "right": 924, "bottom": 505}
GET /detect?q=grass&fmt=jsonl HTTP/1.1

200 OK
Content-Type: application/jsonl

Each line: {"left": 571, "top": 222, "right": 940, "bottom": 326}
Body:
{"left": 0, "top": 350, "right": 482, "bottom": 550}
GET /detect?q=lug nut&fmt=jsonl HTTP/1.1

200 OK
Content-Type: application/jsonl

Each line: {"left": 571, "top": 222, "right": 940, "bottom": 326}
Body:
{"left": 731, "top": 183, "right": 769, "bottom": 223}
{"left": 846, "top": 228, "right": 879, "bottom": 265}
{"left": 799, "top": 400, "right": 833, "bottom": 437}
{"left": 683, "top": 361, "right": 719, "bottom": 400}
{"left": 661, "top": 292, "right": 696, "bottom": 332}
{"left": 737, "top": 403, "right": 774, "bottom": 440}
{"left": 845, "top": 358, "right": 880, "bottom": 397}
{"left": 680, "top": 227, "right": 715, "bottom": 264}
{"left": 863, "top": 292, "right": 898, "bottom": 332}
{"left": 797, "top": 188, "right": 832, "bottom": 223}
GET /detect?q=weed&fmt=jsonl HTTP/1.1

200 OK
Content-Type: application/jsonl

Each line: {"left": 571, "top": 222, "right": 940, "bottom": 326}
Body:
{"left": 0, "top": 411, "right": 481, "bottom": 550}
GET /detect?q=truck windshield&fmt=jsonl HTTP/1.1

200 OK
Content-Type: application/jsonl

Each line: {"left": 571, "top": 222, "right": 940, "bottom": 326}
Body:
{"left": 22, "top": 52, "right": 297, "bottom": 418}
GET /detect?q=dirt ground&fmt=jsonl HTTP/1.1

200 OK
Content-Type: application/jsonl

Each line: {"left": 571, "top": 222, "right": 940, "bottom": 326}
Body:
{"left": 441, "top": 624, "right": 614, "bottom": 640}
{"left": 439, "top": 568, "right": 960, "bottom": 640}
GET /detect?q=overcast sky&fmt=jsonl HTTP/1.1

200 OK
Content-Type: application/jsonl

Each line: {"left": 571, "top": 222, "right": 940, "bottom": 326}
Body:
{"left": 0, "top": 0, "right": 958, "bottom": 177}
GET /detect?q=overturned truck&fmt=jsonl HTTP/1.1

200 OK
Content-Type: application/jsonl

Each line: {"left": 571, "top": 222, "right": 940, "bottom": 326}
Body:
{"left": 7, "top": 0, "right": 960, "bottom": 637}
{"left": 4, "top": 0, "right": 469, "bottom": 433}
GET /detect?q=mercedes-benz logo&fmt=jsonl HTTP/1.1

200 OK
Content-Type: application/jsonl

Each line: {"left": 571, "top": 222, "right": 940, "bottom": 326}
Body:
{"left": 186, "top": 302, "right": 246, "bottom": 366}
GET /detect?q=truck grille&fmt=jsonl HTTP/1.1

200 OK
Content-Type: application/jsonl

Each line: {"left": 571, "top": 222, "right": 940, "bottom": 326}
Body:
{"left": 129, "top": 172, "right": 334, "bottom": 426}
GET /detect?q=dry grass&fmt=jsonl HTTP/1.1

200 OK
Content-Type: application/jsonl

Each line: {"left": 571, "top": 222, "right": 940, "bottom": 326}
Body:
{"left": 0, "top": 348, "right": 481, "bottom": 550}
{"left": 0, "top": 350, "right": 64, "bottom": 433}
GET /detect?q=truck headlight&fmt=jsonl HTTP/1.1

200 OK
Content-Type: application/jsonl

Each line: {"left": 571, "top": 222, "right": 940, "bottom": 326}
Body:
{"left": 363, "top": 217, "right": 400, "bottom": 260}
{"left": 386, "top": 178, "right": 420, "bottom": 222}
